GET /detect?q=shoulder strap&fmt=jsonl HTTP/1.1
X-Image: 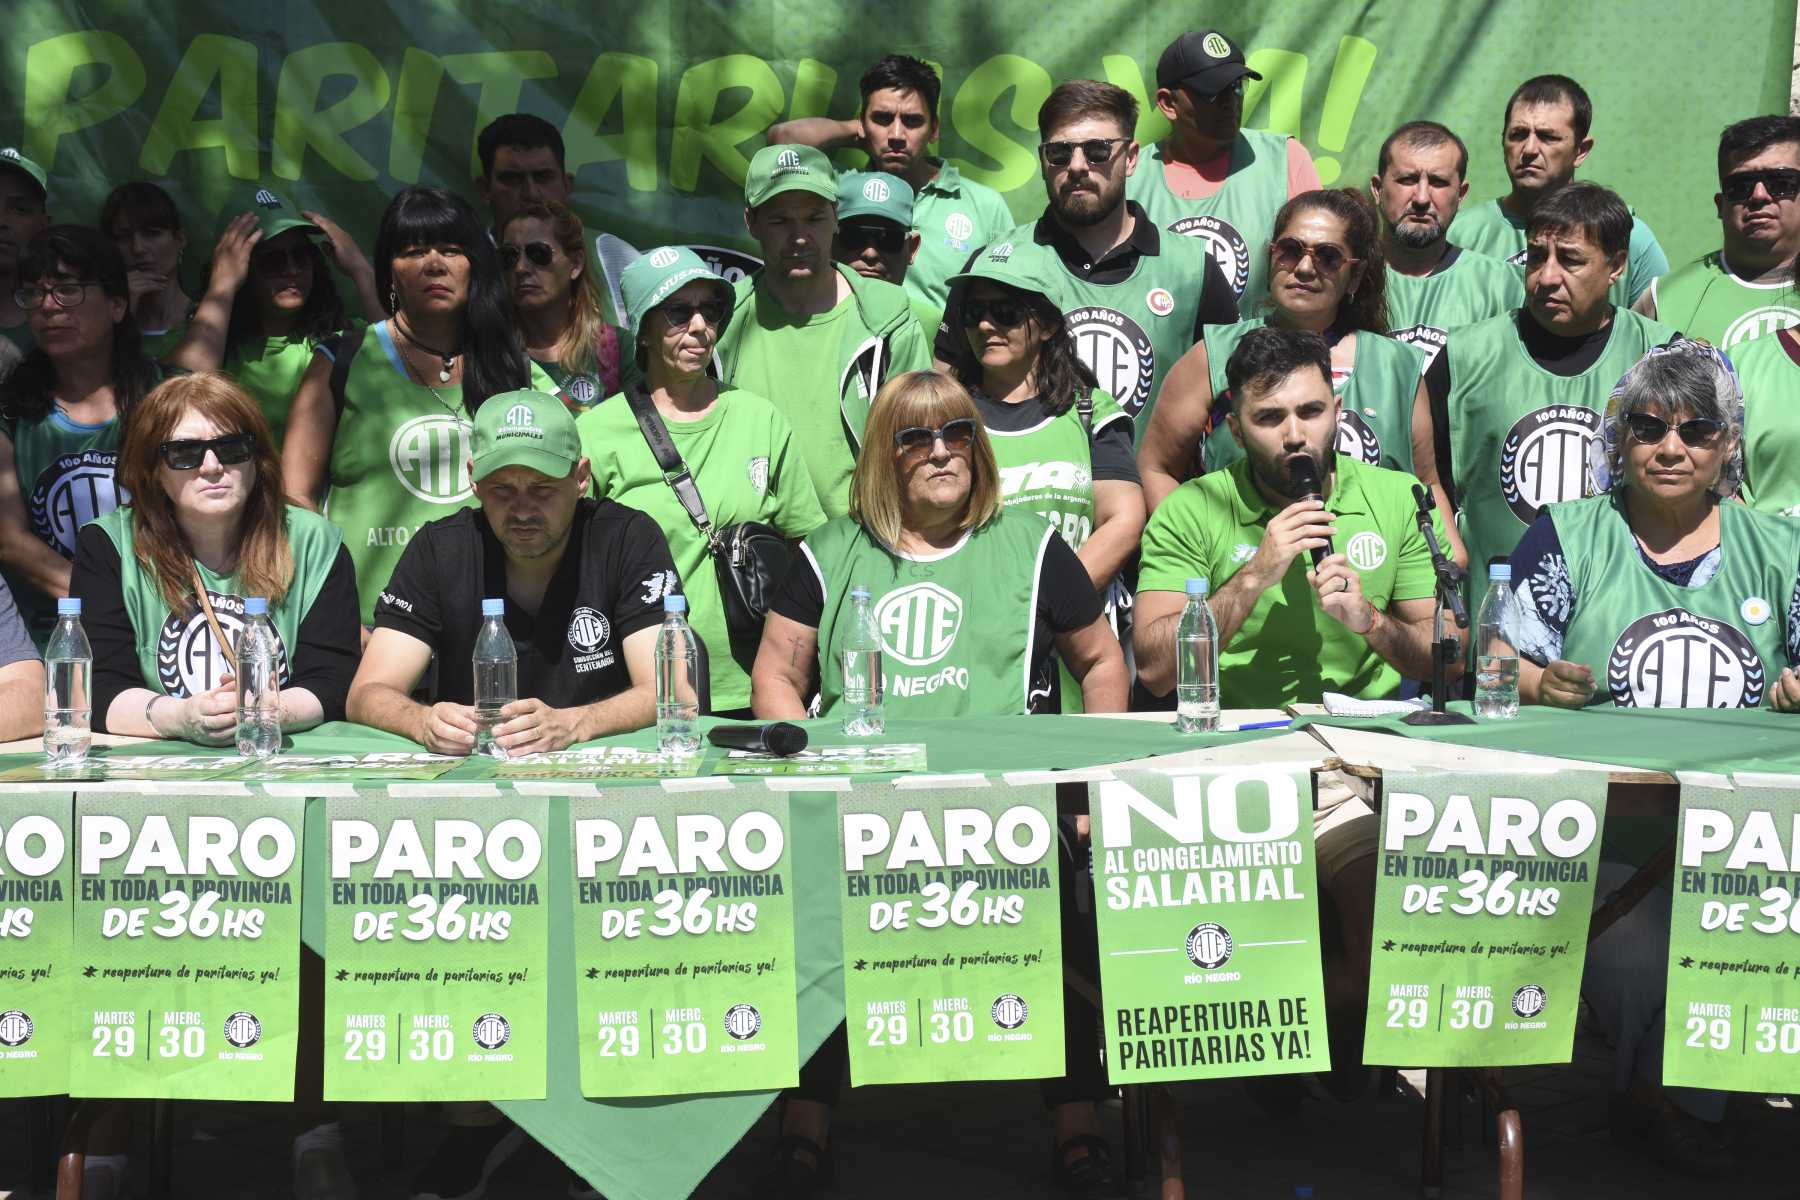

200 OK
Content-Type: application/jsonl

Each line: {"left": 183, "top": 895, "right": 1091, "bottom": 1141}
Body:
{"left": 1075, "top": 388, "right": 1093, "bottom": 438}
{"left": 187, "top": 561, "right": 239, "bottom": 675}
{"left": 329, "top": 324, "right": 365, "bottom": 419}
{"left": 623, "top": 383, "right": 717, "bottom": 547}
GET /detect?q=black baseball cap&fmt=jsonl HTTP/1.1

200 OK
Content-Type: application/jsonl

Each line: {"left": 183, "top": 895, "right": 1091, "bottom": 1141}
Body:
{"left": 1156, "top": 30, "right": 1263, "bottom": 95}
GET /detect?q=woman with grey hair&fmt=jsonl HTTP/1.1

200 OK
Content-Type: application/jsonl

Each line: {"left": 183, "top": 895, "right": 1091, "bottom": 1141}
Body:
{"left": 1494, "top": 336, "right": 1800, "bottom": 711}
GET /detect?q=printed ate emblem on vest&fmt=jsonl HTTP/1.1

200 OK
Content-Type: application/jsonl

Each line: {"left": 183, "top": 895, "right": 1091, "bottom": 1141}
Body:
{"left": 158, "top": 591, "right": 291, "bottom": 697}
{"left": 1169, "top": 214, "right": 1250, "bottom": 297}
{"left": 389, "top": 415, "right": 474, "bottom": 504}
{"left": 874, "top": 581, "right": 963, "bottom": 666}
{"left": 1606, "top": 607, "right": 1763, "bottom": 709}
{"left": 31, "top": 450, "right": 125, "bottom": 557}
{"left": 1334, "top": 410, "right": 1382, "bottom": 465}
{"left": 1500, "top": 406, "right": 1601, "bottom": 525}
{"left": 1721, "top": 305, "right": 1800, "bottom": 349}
{"left": 1065, "top": 306, "right": 1154, "bottom": 416}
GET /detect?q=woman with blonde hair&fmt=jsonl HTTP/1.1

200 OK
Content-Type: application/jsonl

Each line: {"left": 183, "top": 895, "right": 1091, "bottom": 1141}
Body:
{"left": 500, "top": 199, "right": 625, "bottom": 410}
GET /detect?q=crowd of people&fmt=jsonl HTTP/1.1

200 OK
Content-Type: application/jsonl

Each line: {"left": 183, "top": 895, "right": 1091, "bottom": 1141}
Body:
{"left": 3, "top": 25, "right": 1797, "bottom": 1199}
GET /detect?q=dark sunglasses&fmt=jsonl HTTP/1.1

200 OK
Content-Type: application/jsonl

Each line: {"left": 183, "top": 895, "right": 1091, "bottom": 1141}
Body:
{"left": 1721, "top": 168, "right": 1800, "bottom": 205}
{"left": 499, "top": 241, "right": 557, "bottom": 270}
{"left": 159, "top": 434, "right": 256, "bottom": 471}
{"left": 893, "top": 417, "right": 977, "bottom": 457}
{"left": 15, "top": 281, "right": 98, "bottom": 311}
{"left": 1624, "top": 412, "right": 1725, "bottom": 447}
{"left": 659, "top": 299, "right": 730, "bottom": 329}
{"left": 1271, "top": 237, "right": 1354, "bottom": 274}
{"left": 839, "top": 223, "right": 907, "bottom": 254}
{"left": 962, "top": 298, "right": 1031, "bottom": 329}
{"left": 1186, "top": 78, "right": 1247, "bottom": 105}
{"left": 1038, "top": 137, "right": 1129, "bottom": 169}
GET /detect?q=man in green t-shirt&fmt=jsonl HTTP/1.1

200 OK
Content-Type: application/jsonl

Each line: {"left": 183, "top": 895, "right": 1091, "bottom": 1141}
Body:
{"left": 1135, "top": 326, "right": 1441, "bottom": 707}
{"left": 767, "top": 54, "right": 1015, "bottom": 329}
{"left": 1371, "top": 121, "right": 1522, "bottom": 372}
{"left": 1637, "top": 115, "right": 1800, "bottom": 349}
{"left": 0, "top": 148, "right": 51, "bottom": 360}
{"left": 833, "top": 171, "right": 940, "bottom": 337}
{"left": 1448, "top": 75, "right": 1667, "bottom": 308}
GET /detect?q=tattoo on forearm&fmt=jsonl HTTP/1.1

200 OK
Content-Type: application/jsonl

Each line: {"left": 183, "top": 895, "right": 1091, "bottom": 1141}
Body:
{"left": 787, "top": 636, "right": 807, "bottom": 667}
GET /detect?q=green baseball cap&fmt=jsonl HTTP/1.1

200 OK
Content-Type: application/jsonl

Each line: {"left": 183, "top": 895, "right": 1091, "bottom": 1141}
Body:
{"left": 948, "top": 238, "right": 1069, "bottom": 311}
{"left": 744, "top": 144, "right": 838, "bottom": 209}
{"left": 233, "top": 186, "right": 321, "bottom": 241}
{"left": 620, "top": 245, "right": 733, "bottom": 342}
{"left": 837, "top": 171, "right": 915, "bottom": 227}
{"left": 471, "top": 390, "right": 582, "bottom": 481}
{"left": 0, "top": 148, "right": 47, "bottom": 199}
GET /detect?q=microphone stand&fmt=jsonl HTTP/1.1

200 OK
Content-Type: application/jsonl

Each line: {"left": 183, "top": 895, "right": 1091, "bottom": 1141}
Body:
{"left": 1402, "top": 484, "right": 1475, "bottom": 726}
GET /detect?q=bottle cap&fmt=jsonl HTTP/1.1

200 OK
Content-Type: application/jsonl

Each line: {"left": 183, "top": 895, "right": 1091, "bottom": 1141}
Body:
{"left": 1488, "top": 563, "right": 1512, "bottom": 582}
{"left": 243, "top": 596, "right": 268, "bottom": 616}
{"left": 481, "top": 597, "right": 505, "bottom": 617}
{"left": 850, "top": 584, "right": 870, "bottom": 600}
{"left": 1186, "top": 577, "right": 1209, "bottom": 595}
{"left": 664, "top": 594, "right": 687, "bottom": 613}
{"left": 56, "top": 597, "right": 80, "bottom": 615}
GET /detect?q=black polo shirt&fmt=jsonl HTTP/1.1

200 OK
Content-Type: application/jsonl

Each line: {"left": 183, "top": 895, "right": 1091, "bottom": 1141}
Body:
{"left": 373, "top": 498, "right": 679, "bottom": 707}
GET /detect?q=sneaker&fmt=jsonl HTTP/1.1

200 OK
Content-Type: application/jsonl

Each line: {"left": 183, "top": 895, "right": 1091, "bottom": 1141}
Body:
{"left": 409, "top": 1120, "right": 526, "bottom": 1200}
{"left": 566, "top": 1167, "right": 606, "bottom": 1198}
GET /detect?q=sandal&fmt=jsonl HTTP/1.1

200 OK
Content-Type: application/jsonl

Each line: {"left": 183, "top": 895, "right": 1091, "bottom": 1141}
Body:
{"left": 1050, "top": 1134, "right": 1115, "bottom": 1199}
{"left": 749, "top": 1133, "right": 833, "bottom": 1198}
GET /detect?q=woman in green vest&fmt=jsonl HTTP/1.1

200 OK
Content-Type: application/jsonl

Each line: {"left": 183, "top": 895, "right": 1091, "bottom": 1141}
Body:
{"left": 102, "top": 181, "right": 194, "bottom": 361}
{"left": 68, "top": 370, "right": 359, "bottom": 740}
{"left": 500, "top": 200, "right": 625, "bottom": 413}
{"left": 578, "top": 246, "right": 824, "bottom": 716}
{"left": 0, "top": 225, "right": 161, "bottom": 643}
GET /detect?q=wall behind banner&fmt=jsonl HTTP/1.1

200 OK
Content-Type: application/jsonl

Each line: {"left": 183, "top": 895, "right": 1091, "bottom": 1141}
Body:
{"left": 1, "top": 1, "right": 1791, "bottom": 284}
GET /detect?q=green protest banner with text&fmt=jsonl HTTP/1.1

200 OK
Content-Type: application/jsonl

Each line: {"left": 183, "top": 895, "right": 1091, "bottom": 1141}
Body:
{"left": 1091, "top": 767, "right": 1328, "bottom": 1084}
{"left": 838, "top": 779, "right": 1062, "bottom": 1085}
{"left": 0, "top": 790, "right": 73, "bottom": 1096}
{"left": 68, "top": 789, "right": 304, "bottom": 1101}
{"left": 1664, "top": 775, "right": 1800, "bottom": 1092}
{"left": 1363, "top": 768, "right": 1607, "bottom": 1067}
{"left": 323, "top": 787, "right": 549, "bottom": 1101}
{"left": 569, "top": 781, "right": 797, "bottom": 1096}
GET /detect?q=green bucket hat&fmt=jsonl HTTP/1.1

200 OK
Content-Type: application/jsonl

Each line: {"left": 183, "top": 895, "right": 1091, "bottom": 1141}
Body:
{"left": 471, "top": 390, "right": 582, "bottom": 481}
{"left": 744, "top": 144, "right": 838, "bottom": 209}
{"left": 0, "top": 148, "right": 47, "bottom": 199}
{"left": 837, "top": 171, "right": 915, "bottom": 227}
{"left": 948, "top": 238, "right": 1069, "bottom": 312}
{"left": 620, "top": 245, "right": 733, "bottom": 342}
{"left": 233, "top": 186, "right": 322, "bottom": 241}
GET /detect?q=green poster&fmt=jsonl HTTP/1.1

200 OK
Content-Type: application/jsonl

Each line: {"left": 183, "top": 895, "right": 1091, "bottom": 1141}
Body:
{"left": 569, "top": 782, "right": 798, "bottom": 1096}
{"left": 469, "top": 747, "right": 702, "bottom": 781}
{"left": 1663, "top": 774, "right": 1800, "bottom": 1092}
{"left": 68, "top": 790, "right": 305, "bottom": 1101}
{"left": 712, "top": 745, "right": 928, "bottom": 776}
{"left": 323, "top": 788, "right": 550, "bottom": 1101}
{"left": 238, "top": 753, "right": 463, "bottom": 782}
{"left": 1091, "top": 767, "right": 1329, "bottom": 1084}
{"left": 0, "top": 789, "right": 73, "bottom": 1096}
{"left": 838, "top": 780, "right": 1063, "bottom": 1085}
{"left": 1363, "top": 768, "right": 1608, "bottom": 1067}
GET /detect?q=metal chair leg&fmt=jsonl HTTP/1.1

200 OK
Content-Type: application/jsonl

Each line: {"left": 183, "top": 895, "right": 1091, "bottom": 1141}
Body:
{"left": 1474, "top": 1069, "right": 1523, "bottom": 1200}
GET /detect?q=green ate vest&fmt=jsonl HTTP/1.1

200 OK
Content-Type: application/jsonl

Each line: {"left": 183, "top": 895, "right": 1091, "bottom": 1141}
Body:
{"left": 986, "top": 388, "right": 1124, "bottom": 549}
{"left": 226, "top": 335, "right": 320, "bottom": 450}
{"left": 1385, "top": 251, "right": 1525, "bottom": 372}
{"left": 1551, "top": 494, "right": 1799, "bottom": 709}
{"left": 1202, "top": 319, "right": 1425, "bottom": 475}
{"left": 1126, "top": 132, "right": 1291, "bottom": 317}
{"left": 92, "top": 505, "right": 343, "bottom": 698}
{"left": 1447, "top": 308, "right": 1677, "bottom": 581}
{"left": 4, "top": 406, "right": 130, "bottom": 641}
{"left": 1726, "top": 330, "right": 1800, "bottom": 518}
{"left": 1650, "top": 252, "right": 1800, "bottom": 351}
{"left": 807, "top": 510, "right": 1053, "bottom": 718}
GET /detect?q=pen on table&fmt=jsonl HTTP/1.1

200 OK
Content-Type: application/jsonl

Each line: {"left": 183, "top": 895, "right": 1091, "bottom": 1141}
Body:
{"left": 1227, "top": 719, "right": 1292, "bottom": 732}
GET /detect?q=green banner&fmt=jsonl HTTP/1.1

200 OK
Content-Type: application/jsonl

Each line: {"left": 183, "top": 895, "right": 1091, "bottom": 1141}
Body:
{"left": 323, "top": 788, "right": 549, "bottom": 1101}
{"left": 68, "top": 789, "right": 304, "bottom": 1100}
{"left": 0, "top": 789, "right": 72, "bottom": 1097}
{"left": 1091, "top": 767, "right": 1328, "bottom": 1083}
{"left": 1363, "top": 768, "right": 1607, "bottom": 1067}
{"left": 569, "top": 781, "right": 797, "bottom": 1096}
{"left": 711, "top": 744, "right": 927, "bottom": 777}
{"left": 1664, "top": 775, "right": 1800, "bottom": 1092}
{"left": 0, "top": 752, "right": 463, "bottom": 784}
{"left": 838, "top": 780, "right": 1063, "bottom": 1085}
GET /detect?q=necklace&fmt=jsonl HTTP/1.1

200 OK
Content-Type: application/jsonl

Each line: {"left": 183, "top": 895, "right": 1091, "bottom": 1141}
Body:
{"left": 395, "top": 316, "right": 460, "bottom": 383}
{"left": 390, "top": 322, "right": 464, "bottom": 416}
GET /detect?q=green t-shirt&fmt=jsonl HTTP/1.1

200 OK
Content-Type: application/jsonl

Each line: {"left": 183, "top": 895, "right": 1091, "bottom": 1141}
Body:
{"left": 1447, "top": 198, "right": 1669, "bottom": 308}
{"left": 1727, "top": 329, "right": 1800, "bottom": 517}
{"left": 907, "top": 159, "right": 1016, "bottom": 313}
{"left": 1385, "top": 248, "right": 1525, "bottom": 372}
{"left": 578, "top": 386, "right": 827, "bottom": 711}
{"left": 1649, "top": 251, "right": 1800, "bottom": 350}
{"left": 138, "top": 317, "right": 190, "bottom": 363}
{"left": 1139, "top": 454, "right": 1445, "bottom": 706}
{"left": 224, "top": 334, "right": 320, "bottom": 450}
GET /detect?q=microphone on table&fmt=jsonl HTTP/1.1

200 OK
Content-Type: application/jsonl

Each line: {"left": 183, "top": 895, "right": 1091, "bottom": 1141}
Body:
{"left": 1287, "top": 455, "right": 1330, "bottom": 568}
{"left": 706, "top": 722, "right": 809, "bottom": 757}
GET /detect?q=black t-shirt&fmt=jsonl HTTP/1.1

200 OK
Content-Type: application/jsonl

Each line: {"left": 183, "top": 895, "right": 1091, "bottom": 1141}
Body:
{"left": 972, "top": 390, "right": 1140, "bottom": 483}
{"left": 373, "top": 498, "right": 679, "bottom": 707}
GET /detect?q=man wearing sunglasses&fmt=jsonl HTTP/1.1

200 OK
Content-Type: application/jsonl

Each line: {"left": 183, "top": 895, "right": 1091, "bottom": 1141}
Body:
{"left": 0, "top": 148, "right": 51, "bottom": 359}
{"left": 1127, "top": 30, "right": 1320, "bottom": 317}
{"left": 1639, "top": 116, "right": 1800, "bottom": 349}
{"left": 833, "top": 170, "right": 942, "bottom": 336}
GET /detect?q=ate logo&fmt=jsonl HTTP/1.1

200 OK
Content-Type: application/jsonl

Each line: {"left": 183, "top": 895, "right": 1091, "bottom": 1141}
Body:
{"left": 472, "top": 1012, "right": 511, "bottom": 1050}
{"left": 861, "top": 178, "right": 891, "bottom": 203}
{"left": 1185, "top": 922, "right": 1233, "bottom": 969}
{"left": 1499, "top": 405, "right": 1601, "bottom": 525}
{"left": 1065, "top": 306, "right": 1155, "bottom": 415}
{"left": 873, "top": 582, "right": 963, "bottom": 666}
{"left": 567, "top": 606, "right": 611, "bottom": 654}
{"left": 1607, "top": 608, "right": 1764, "bottom": 709}
{"left": 504, "top": 403, "right": 535, "bottom": 426}
{"left": 158, "top": 592, "right": 290, "bottom": 697}
{"left": 724, "top": 1003, "right": 762, "bottom": 1041}
{"left": 223, "top": 1011, "right": 262, "bottom": 1049}
{"left": 31, "top": 450, "right": 126, "bottom": 557}
{"left": 566, "top": 375, "right": 599, "bottom": 406}
{"left": 991, "top": 994, "right": 1029, "bottom": 1030}
{"left": 775, "top": 149, "right": 803, "bottom": 170}
{"left": 1169, "top": 214, "right": 1251, "bottom": 297}
{"left": 1346, "top": 531, "right": 1387, "bottom": 571}
{"left": 746, "top": 456, "right": 769, "bottom": 494}
{"left": 389, "top": 415, "right": 473, "bottom": 504}
{"left": 1333, "top": 410, "right": 1383, "bottom": 465}
{"left": 1511, "top": 984, "right": 1547, "bottom": 1018}
{"left": 1721, "top": 305, "right": 1800, "bottom": 348}
{"left": 646, "top": 247, "right": 680, "bottom": 269}
{"left": 0, "top": 1009, "right": 32, "bottom": 1047}
{"left": 944, "top": 212, "right": 975, "bottom": 246}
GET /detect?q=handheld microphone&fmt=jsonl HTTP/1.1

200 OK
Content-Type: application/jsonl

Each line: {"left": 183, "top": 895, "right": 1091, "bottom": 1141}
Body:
{"left": 1288, "top": 456, "right": 1330, "bottom": 568}
{"left": 706, "top": 722, "right": 809, "bottom": 757}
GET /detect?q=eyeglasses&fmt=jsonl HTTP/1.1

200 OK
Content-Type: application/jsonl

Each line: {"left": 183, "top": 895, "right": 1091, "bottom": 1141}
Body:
{"left": 893, "top": 417, "right": 977, "bottom": 458}
{"left": 1271, "top": 237, "right": 1355, "bottom": 274}
{"left": 1038, "top": 138, "right": 1129, "bottom": 169}
{"left": 839, "top": 223, "right": 908, "bottom": 254}
{"left": 659, "top": 299, "right": 730, "bottom": 329}
{"left": 1721, "top": 168, "right": 1800, "bottom": 205}
{"left": 499, "top": 241, "right": 556, "bottom": 270}
{"left": 14, "top": 281, "right": 98, "bottom": 310}
{"left": 1186, "top": 78, "right": 1247, "bottom": 105}
{"left": 1624, "top": 412, "right": 1725, "bottom": 447}
{"left": 961, "top": 298, "right": 1031, "bottom": 329}
{"left": 158, "top": 434, "right": 256, "bottom": 471}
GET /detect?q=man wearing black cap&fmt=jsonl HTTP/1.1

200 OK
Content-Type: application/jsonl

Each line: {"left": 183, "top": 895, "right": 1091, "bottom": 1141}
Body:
{"left": 1128, "top": 29, "right": 1321, "bottom": 316}
{"left": 0, "top": 148, "right": 51, "bottom": 357}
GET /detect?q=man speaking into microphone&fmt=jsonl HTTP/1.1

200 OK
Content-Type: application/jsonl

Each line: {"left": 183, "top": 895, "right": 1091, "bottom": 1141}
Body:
{"left": 1135, "top": 326, "right": 1450, "bottom": 705}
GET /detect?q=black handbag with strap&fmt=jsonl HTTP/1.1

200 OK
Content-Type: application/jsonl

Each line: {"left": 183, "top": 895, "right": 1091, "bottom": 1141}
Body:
{"left": 622, "top": 384, "right": 789, "bottom": 648}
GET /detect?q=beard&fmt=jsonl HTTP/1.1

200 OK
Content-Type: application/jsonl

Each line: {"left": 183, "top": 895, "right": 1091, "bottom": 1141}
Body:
{"left": 1050, "top": 174, "right": 1124, "bottom": 228}
{"left": 1249, "top": 443, "right": 1327, "bottom": 503}
{"left": 1391, "top": 214, "right": 1443, "bottom": 250}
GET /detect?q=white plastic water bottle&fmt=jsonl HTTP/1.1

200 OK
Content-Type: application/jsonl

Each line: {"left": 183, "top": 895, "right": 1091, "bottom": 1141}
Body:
{"left": 1174, "top": 577, "right": 1220, "bottom": 733}
{"left": 655, "top": 594, "right": 700, "bottom": 757}
{"left": 1475, "top": 564, "right": 1521, "bottom": 720}
{"left": 234, "top": 596, "right": 281, "bottom": 758}
{"left": 841, "top": 584, "right": 885, "bottom": 736}
{"left": 473, "top": 597, "right": 517, "bottom": 757}
{"left": 43, "top": 596, "right": 90, "bottom": 764}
